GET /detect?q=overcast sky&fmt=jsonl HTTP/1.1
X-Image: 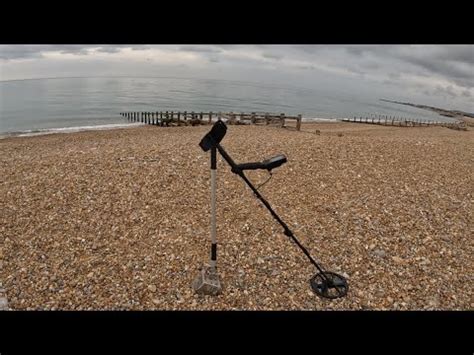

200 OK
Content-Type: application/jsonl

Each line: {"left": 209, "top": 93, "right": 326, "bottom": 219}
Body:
{"left": 0, "top": 45, "right": 472, "bottom": 112}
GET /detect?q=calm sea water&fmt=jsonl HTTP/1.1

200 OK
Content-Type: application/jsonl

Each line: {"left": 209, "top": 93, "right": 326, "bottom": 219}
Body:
{"left": 0, "top": 77, "right": 451, "bottom": 135}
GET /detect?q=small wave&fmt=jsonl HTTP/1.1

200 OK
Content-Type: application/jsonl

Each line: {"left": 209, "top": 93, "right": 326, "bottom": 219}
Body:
{"left": 1, "top": 123, "right": 145, "bottom": 139}
{"left": 302, "top": 117, "right": 342, "bottom": 122}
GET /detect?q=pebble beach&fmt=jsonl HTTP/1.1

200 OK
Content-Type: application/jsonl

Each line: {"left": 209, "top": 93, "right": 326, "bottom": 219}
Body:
{"left": 1, "top": 122, "right": 473, "bottom": 310}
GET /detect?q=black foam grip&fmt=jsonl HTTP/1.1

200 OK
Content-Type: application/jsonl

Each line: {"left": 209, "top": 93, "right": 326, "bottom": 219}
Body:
{"left": 211, "top": 243, "right": 217, "bottom": 260}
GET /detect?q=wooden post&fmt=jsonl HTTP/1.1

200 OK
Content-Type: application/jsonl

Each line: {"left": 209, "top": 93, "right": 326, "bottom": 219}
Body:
{"left": 209, "top": 112, "right": 212, "bottom": 124}
{"left": 296, "top": 114, "right": 302, "bottom": 131}
{"left": 265, "top": 113, "right": 269, "bottom": 125}
{"left": 280, "top": 113, "right": 285, "bottom": 128}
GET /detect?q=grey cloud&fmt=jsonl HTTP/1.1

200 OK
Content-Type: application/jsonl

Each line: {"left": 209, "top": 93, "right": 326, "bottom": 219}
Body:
{"left": 433, "top": 46, "right": 474, "bottom": 64}
{"left": 388, "top": 72, "right": 401, "bottom": 80}
{"left": 262, "top": 52, "right": 283, "bottom": 60}
{"left": 336, "top": 45, "right": 474, "bottom": 90}
{"left": 433, "top": 84, "right": 458, "bottom": 99}
{"left": 58, "top": 46, "right": 92, "bottom": 55}
{"left": 297, "top": 65, "right": 315, "bottom": 70}
{"left": 461, "top": 89, "right": 471, "bottom": 98}
{"left": 402, "top": 55, "right": 473, "bottom": 80}
{"left": 96, "top": 46, "right": 123, "bottom": 53}
{"left": 360, "top": 61, "right": 380, "bottom": 70}
{"left": 0, "top": 45, "right": 126, "bottom": 60}
{"left": 291, "top": 45, "right": 327, "bottom": 54}
{"left": 178, "top": 45, "right": 222, "bottom": 53}
{"left": 130, "top": 45, "right": 153, "bottom": 51}
{"left": 0, "top": 45, "right": 53, "bottom": 60}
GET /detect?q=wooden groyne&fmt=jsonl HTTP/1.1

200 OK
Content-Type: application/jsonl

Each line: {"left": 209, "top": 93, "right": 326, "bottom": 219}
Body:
{"left": 119, "top": 111, "right": 303, "bottom": 131}
{"left": 342, "top": 115, "right": 467, "bottom": 130}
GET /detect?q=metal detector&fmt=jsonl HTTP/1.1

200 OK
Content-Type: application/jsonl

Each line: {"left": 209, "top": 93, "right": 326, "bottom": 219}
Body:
{"left": 193, "top": 120, "right": 348, "bottom": 299}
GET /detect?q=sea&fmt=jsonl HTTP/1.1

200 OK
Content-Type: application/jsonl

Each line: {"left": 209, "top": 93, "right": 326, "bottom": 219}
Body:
{"left": 0, "top": 77, "right": 453, "bottom": 137}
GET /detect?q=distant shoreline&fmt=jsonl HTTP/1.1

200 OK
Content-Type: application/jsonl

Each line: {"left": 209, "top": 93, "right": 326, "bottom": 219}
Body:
{"left": 380, "top": 99, "right": 474, "bottom": 120}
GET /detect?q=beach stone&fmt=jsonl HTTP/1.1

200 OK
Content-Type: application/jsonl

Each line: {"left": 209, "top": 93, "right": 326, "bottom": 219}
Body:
{"left": 148, "top": 285, "right": 157, "bottom": 293}
{"left": 392, "top": 256, "right": 405, "bottom": 265}
{"left": 373, "top": 249, "right": 386, "bottom": 258}
{"left": 428, "top": 297, "right": 440, "bottom": 308}
{"left": 0, "top": 296, "right": 8, "bottom": 310}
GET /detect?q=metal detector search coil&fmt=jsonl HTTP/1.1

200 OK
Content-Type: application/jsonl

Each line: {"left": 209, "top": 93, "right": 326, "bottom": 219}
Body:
{"left": 196, "top": 120, "right": 348, "bottom": 300}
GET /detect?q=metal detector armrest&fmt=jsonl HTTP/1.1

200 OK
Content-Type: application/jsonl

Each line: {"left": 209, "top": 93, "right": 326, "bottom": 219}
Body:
{"left": 234, "top": 154, "right": 287, "bottom": 172}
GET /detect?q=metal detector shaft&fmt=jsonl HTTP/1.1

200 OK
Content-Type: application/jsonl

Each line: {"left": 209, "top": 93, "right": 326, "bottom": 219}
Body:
{"left": 210, "top": 146, "right": 217, "bottom": 268}
{"left": 215, "top": 143, "right": 327, "bottom": 276}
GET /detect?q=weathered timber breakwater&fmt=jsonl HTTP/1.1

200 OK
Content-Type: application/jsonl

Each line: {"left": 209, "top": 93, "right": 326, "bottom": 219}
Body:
{"left": 342, "top": 115, "right": 467, "bottom": 131}
{"left": 119, "top": 111, "right": 303, "bottom": 130}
